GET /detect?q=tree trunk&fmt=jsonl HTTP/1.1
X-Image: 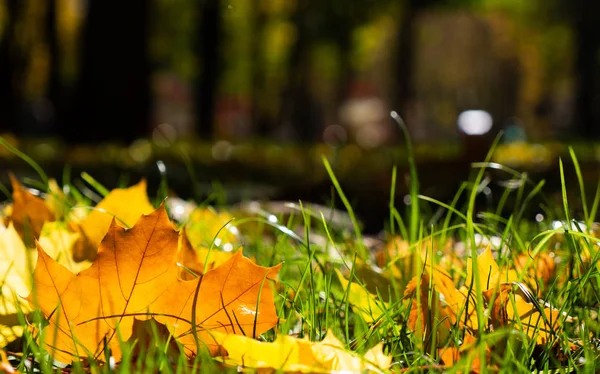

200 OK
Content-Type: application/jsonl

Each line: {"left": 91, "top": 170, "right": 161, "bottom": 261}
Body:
{"left": 45, "top": 0, "right": 60, "bottom": 134}
{"left": 194, "top": 0, "right": 222, "bottom": 140}
{"left": 0, "top": 0, "right": 22, "bottom": 133}
{"left": 573, "top": 1, "right": 600, "bottom": 139}
{"left": 335, "top": 14, "right": 354, "bottom": 113}
{"left": 251, "top": 0, "right": 268, "bottom": 137}
{"left": 279, "top": 0, "right": 322, "bottom": 142}
{"left": 67, "top": 0, "right": 151, "bottom": 144}
{"left": 393, "top": 2, "right": 416, "bottom": 118}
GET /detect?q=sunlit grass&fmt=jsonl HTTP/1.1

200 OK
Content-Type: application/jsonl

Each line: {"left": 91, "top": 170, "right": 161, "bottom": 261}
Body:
{"left": 0, "top": 133, "right": 600, "bottom": 372}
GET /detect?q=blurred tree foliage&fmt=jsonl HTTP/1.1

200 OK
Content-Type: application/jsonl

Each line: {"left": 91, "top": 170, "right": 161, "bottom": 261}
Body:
{"left": 0, "top": 0, "right": 595, "bottom": 143}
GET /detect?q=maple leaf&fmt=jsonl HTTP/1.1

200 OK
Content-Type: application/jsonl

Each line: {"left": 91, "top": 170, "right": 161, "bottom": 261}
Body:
{"left": 335, "top": 269, "right": 388, "bottom": 323}
{"left": 482, "top": 284, "right": 562, "bottom": 344}
{"left": 0, "top": 325, "right": 23, "bottom": 349}
{"left": 213, "top": 330, "right": 391, "bottom": 373}
{"left": 404, "top": 269, "right": 456, "bottom": 346}
{"left": 38, "top": 222, "right": 92, "bottom": 274}
{"left": 0, "top": 223, "right": 35, "bottom": 317}
{"left": 0, "top": 220, "right": 92, "bottom": 347}
{"left": 438, "top": 333, "right": 490, "bottom": 373}
{"left": 0, "top": 223, "right": 32, "bottom": 348}
{"left": 465, "top": 246, "right": 518, "bottom": 290}
{"left": 185, "top": 207, "right": 239, "bottom": 251}
{"left": 153, "top": 248, "right": 281, "bottom": 357}
{"left": 483, "top": 284, "right": 512, "bottom": 330}
{"left": 30, "top": 205, "right": 280, "bottom": 363}
{"left": 468, "top": 249, "right": 562, "bottom": 344}
{"left": 177, "top": 228, "right": 234, "bottom": 280}
{"left": 7, "top": 175, "right": 54, "bottom": 240}
{"left": 514, "top": 252, "right": 556, "bottom": 289}
{"left": 505, "top": 291, "right": 562, "bottom": 345}
{"left": 71, "top": 179, "right": 154, "bottom": 261}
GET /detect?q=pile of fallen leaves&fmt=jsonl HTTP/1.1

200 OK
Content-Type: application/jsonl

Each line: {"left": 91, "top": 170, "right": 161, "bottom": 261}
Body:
{"left": 0, "top": 177, "right": 392, "bottom": 372}
{"left": 0, "top": 173, "right": 596, "bottom": 373}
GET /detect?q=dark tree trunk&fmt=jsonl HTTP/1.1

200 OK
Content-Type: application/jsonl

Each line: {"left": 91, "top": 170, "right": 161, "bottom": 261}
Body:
{"left": 251, "top": 0, "right": 268, "bottom": 137}
{"left": 0, "top": 0, "right": 22, "bottom": 133}
{"left": 195, "top": 0, "right": 222, "bottom": 139}
{"left": 279, "top": 0, "right": 322, "bottom": 142}
{"left": 335, "top": 9, "right": 354, "bottom": 111}
{"left": 66, "top": 0, "right": 151, "bottom": 144}
{"left": 45, "top": 0, "right": 60, "bottom": 134}
{"left": 393, "top": 2, "right": 416, "bottom": 117}
{"left": 573, "top": 0, "right": 600, "bottom": 139}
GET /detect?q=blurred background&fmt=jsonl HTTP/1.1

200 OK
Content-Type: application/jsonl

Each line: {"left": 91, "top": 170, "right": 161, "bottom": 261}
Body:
{"left": 0, "top": 0, "right": 599, "bottom": 230}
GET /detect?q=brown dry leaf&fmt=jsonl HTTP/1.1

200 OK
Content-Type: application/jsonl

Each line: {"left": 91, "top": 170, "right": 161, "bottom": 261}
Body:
{"left": 30, "top": 205, "right": 281, "bottom": 363}
{"left": 72, "top": 179, "right": 154, "bottom": 261}
{"left": 45, "top": 179, "right": 68, "bottom": 220}
{"left": 8, "top": 175, "right": 54, "bottom": 240}
{"left": 213, "top": 329, "right": 391, "bottom": 373}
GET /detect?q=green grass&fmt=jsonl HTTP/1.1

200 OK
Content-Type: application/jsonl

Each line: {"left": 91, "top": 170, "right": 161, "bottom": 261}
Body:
{"left": 1, "top": 135, "right": 600, "bottom": 373}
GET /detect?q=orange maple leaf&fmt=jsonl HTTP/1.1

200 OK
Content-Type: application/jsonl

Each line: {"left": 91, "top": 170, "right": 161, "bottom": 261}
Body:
{"left": 438, "top": 333, "right": 491, "bottom": 373}
{"left": 8, "top": 175, "right": 54, "bottom": 240}
{"left": 514, "top": 252, "right": 556, "bottom": 291}
{"left": 29, "top": 205, "right": 280, "bottom": 363}
{"left": 404, "top": 268, "right": 458, "bottom": 347}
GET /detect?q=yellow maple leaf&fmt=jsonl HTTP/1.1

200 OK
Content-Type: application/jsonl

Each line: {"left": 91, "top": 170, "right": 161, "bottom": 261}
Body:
{"left": 335, "top": 269, "right": 388, "bottom": 323}
{"left": 506, "top": 293, "right": 561, "bottom": 345}
{"left": 0, "top": 221, "right": 93, "bottom": 347}
{"left": 465, "top": 246, "right": 518, "bottom": 291}
{"left": 0, "top": 223, "right": 35, "bottom": 348}
{"left": 213, "top": 330, "right": 391, "bottom": 373}
{"left": 38, "top": 222, "right": 92, "bottom": 274}
{"left": 185, "top": 207, "right": 239, "bottom": 251}
{"left": 71, "top": 179, "right": 154, "bottom": 261}
{"left": 466, "top": 249, "right": 562, "bottom": 344}
{"left": 0, "top": 223, "right": 35, "bottom": 317}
